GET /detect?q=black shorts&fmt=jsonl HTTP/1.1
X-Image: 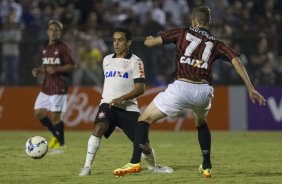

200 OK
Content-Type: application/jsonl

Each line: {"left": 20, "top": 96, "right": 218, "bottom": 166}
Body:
{"left": 94, "top": 103, "right": 139, "bottom": 140}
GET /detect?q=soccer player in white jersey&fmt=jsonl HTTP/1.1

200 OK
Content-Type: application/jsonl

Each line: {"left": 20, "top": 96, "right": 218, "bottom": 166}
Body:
{"left": 79, "top": 27, "right": 172, "bottom": 176}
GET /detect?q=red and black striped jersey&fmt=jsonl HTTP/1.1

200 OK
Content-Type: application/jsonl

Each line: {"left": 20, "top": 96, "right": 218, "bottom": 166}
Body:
{"left": 41, "top": 40, "right": 75, "bottom": 95}
{"left": 160, "top": 27, "right": 239, "bottom": 84}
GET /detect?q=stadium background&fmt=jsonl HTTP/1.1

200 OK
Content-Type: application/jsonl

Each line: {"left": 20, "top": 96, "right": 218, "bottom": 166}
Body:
{"left": 0, "top": 0, "right": 281, "bottom": 131}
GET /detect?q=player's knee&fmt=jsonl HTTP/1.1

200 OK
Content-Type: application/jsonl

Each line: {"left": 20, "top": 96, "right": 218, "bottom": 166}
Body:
{"left": 52, "top": 116, "right": 61, "bottom": 124}
{"left": 34, "top": 110, "right": 46, "bottom": 120}
{"left": 195, "top": 119, "right": 207, "bottom": 127}
{"left": 92, "top": 122, "right": 107, "bottom": 138}
{"left": 49, "top": 112, "right": 61, "bottom": 123}
{"left": 138, "top": 115, "right": 152, "bottom": 124}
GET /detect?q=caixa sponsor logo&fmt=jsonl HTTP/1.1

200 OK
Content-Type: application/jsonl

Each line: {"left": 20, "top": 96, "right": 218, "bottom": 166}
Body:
{"left": 180, "top": 57, "right": 208, "bottom": 69}
{"left": 42, "top": 57, "right": 61, "bottom": 64}
{"left": 105, "top": 71, "right": 129, "bottom": 78}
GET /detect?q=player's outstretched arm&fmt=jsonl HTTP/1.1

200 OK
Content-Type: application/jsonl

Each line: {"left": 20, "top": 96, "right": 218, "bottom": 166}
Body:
{"left": 231, "top": 57, "right": 266, "bottom": 106}
{"left": 144, "top": 36, "right": 163, "bottom": 47}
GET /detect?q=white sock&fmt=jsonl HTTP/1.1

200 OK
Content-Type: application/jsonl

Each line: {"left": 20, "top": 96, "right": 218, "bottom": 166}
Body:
{"left": 84, "top": 135, "right": 101, "bottom": 167}
{"left": 142, "top": 147, "right": 156, "bottom": 167}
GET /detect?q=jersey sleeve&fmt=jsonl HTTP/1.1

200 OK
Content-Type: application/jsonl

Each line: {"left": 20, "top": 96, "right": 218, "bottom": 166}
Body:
{"left": 215, "top": 42, "right": 240, "bottom": 63}
{"left": 102, "top": 57, "right": 106, "bottom": 72}
{"left": 160, "top": 28, "right": 183, "bottom": 45}
{"left": 133, "top": 57, "right": 145, "bottom": 83}
{"left": 61, "top": 44, "right": 75, "bottom": 65}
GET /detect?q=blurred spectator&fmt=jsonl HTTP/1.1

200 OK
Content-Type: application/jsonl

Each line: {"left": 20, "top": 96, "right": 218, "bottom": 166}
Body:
{"left": 132, "top": 0, "right": 153, "bottom": 25}
{"left": 142, "top": 11, "right": 164, "bottom": 36}
{"left": 250, "top": 36, "right": 275, "bottom": 85}
{"left": 0, "top": 11, "right": 22, "bottom": 85}
{"left": 21, "top": 0, "right": 41, "bottom": 29}
{"left": 0, "top": 0, "right": 22, "bottom": 25}
{"left": 72, "top": 27, "right": 108, "bottom": 86}
{"left": 162, "top": 0, "right": 189, "bottom": 26}
{"left": 206, "top": 0, "right": 229, "bottom": 25}
{"left": 60, "top": 2, "right": 81, "bottom": 27}
{"left": 107, "top": 2, "right": 130, "bottom": 27}
{"left": 275, "top": 57, "right": 282, "bottom": 85}
{"left": 188, "top": 0, "right": 205, "bottom": 10}
{"left": 0, "top": 0, "right": 281, "bottom": 86}
{"left": 151, "top": 0, "right": 166, "bottom": 26}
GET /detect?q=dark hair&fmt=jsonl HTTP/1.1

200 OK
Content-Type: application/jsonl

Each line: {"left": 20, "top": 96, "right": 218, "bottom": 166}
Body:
{"left": 192, "top": 6, "right": 211, "bottom": 26}
{"left": 114, "top": 26, "right": 132, "bottom": 41}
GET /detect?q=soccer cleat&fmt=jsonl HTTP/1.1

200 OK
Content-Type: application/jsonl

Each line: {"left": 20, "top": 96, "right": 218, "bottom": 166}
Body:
{"left": 148, "top": 165, "right": 174, "bottom": 173}
{"left": 52, "top": 141, "right": 61, "bottom": 149}
{"left": 199, "top": 164, "right": 212, "bottom": 178}
{"left": 48, "top": 136, "right": 59, "bottom": 148}
{"left": 79, "top": 166, "right": 91, "bottom": 176}
{"left": 48, "top": 145, "right": 66, "bottom": 155}
{"left": 113, "top": 163, "right": 141, "bottom": 177}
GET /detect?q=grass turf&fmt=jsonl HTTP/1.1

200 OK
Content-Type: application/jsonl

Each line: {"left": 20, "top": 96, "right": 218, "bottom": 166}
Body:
{"left": 0, "top": 131, "right": 282, "bottom": 184}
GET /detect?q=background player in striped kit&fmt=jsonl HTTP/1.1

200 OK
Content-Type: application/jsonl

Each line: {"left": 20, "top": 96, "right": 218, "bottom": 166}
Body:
{"left": 79, "top": 26, "right": 172, "bottom": 176}
{"left": 113, "top": 6, "right": 266, "bottom": 177}
{"left": 32, "top": 20, "right": 76, "bottom": 150}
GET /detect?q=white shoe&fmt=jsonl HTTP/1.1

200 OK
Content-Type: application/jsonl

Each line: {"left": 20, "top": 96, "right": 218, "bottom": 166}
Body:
{"left": 79, "top": 166, "right": 91, "bottom": 176}
{"left": 148, "top": 165, "right": 173, "bottom": 173}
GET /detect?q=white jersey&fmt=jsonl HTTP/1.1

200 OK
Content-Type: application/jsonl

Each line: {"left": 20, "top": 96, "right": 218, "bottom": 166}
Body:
{"left": 101, "top": 52, "right": 145, "bottom": 112}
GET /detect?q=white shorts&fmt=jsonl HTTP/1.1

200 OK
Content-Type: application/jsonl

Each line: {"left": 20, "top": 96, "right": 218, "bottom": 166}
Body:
{"left": 34, "top": 92, "right": 68, "bottom": 112}
{"left": 153, "top": 80, "right": 214, "bottom": 121}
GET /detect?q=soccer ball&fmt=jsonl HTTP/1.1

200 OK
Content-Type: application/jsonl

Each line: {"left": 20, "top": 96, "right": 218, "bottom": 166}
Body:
{"left": 25, "top": 136, "right": 48, "bottom": 159}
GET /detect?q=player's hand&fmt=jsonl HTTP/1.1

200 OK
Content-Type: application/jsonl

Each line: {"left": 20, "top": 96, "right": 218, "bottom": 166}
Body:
{"left": 144, "top": 36, "right": 154, "bottom": 47}
{"left": 248, "top": 89, "right": 266, "bottom": 106}
{"left": 32, "top": 68, "right": 39, "bottom": 77}
{"left": 144, "top": 36, "right": 162, "bottom": 47}
{"left": 46, "top": 66, "right": 57, "bottom": 74}
{"left": 109, "top": 97, "right": 125, "bottom": 108}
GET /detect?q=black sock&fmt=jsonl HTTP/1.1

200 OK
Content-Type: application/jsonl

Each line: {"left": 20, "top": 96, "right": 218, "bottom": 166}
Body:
{"left": 197, "top": 123, "right": 211, "bottom": 169}
{"left": 54, "top": 121, "right": 65, "bottom": 146}
{"left": 130, "top": 121, "right": 150, "bottom": 164}
{"left": 40, "top": 117, "right": 57, "bottom": 137}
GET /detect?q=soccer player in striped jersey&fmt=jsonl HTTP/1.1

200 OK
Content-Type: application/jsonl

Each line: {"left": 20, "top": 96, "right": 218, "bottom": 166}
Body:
{"left": 113, "top": 6, "right": 266, "bottom": 178}
{"left": 32, "top": 20, "right": 76, "bottom": 151}
{"left": 79, "top": 27, "right": 172, "bottom": 176}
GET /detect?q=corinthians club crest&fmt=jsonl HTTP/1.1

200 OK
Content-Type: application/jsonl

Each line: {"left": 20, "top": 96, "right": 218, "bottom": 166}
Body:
{"left": 98, "top": 111, "right": 106, "bottom": 119}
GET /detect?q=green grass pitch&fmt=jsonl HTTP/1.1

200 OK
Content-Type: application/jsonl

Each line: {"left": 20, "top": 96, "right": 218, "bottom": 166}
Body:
{"left": 1, "top": 131, "right": 282, "bottom": 184}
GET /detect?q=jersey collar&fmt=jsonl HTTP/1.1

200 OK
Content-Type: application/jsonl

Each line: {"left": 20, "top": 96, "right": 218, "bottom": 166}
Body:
{"left": 112, "top": 49, "right": 133, "bottom": 59}
{"left": 197, "top": 27, "right": 212, "bottom": 36}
